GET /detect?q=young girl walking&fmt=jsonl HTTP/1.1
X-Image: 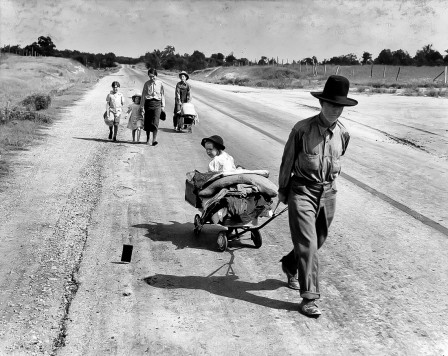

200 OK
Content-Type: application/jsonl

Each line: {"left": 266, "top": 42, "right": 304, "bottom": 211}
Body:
{"left": 105, "top": 81, "right": 124, "bottom": 142}
{"left": 126, "top": 94, "right": 144, "bottom": 143}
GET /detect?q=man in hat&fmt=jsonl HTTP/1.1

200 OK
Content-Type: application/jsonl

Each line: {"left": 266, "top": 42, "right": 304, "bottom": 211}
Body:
{"left": 174, "top": 71, "right": 191, "bottom": 131}
{"left": 278, "top": 75, "right": 358, "bottom": 317}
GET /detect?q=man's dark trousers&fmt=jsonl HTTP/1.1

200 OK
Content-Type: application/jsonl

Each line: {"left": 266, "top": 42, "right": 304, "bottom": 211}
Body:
{"left": 283, "top": 177, "right": 337, "bottom": 300}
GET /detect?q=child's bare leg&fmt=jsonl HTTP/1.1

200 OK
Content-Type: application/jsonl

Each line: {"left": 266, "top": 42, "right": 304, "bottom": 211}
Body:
{"left": 132, "top": 129, "right": 136, "bottom": 142}
{"left": 113, "top": 124, "right": 118, "bottom": 141}
{"left": 137, "top": 128, "right": 141, "bottom": 142}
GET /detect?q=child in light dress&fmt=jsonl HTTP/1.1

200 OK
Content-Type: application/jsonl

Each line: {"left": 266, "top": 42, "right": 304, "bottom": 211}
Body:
{"left": 126, "top": 94, "right": 144, "bottom": 143}
{"left": 105, "top": 81, "right": 124, "bottom": 142}
{"left": 201, "top": 135, "right": 236, "bottom": 173}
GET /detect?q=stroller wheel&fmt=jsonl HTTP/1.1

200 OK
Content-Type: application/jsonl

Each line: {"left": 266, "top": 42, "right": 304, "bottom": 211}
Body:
{"left": 251, "top": 230, "right": 262, "bottom": 248}
{"left": 193, "top": 214, "right": 202, "bottom": 237}
{"left": 217, "top": 231, "right": 228, "bottom": 252}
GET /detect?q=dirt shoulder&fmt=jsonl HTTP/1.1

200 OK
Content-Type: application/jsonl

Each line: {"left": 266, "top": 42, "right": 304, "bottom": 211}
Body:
{"left": 0, "top": 67, "right": 116, "bottom": 354}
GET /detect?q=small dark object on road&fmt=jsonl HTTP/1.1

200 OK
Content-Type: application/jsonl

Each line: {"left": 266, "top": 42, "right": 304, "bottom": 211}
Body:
{"left": 121, "top": 244, "right": 133, "bottom": 262}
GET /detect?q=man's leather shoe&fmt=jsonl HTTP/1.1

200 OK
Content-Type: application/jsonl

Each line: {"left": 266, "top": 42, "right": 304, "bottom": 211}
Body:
{"left": 280, "top": 257, "right": 300, "bottom": 290}
{"left": 286, "top": 275, "right": 300, "bottom": 290}
{"left": 300, "top": 299, "right": 321, "bottom": 318}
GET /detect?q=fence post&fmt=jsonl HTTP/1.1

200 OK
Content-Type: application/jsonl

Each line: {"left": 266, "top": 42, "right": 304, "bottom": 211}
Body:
{"left": 335, "top": 66, "right": 340, "bottom": 75}
{"left": 299, "top": 62, "right": 301, "bottom": 72}
{"left": 324, "top": 65, "right": 326, "bottom": 74}
{"left": 396, "top": 67, "right": 401, "bottom": 81}
{"left": 370, "top": 63, "right": 373, "bottom": 78}
{"left": 445, "top": 66, "right": 447, "bottom": 84}
{"left": 383, "top": 66, "right": 386, "bottom": 78}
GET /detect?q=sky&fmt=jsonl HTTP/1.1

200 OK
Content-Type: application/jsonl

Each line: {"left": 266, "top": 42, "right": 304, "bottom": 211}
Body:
{"left": 1, "top": 0, "right": 447, "bottom": 62}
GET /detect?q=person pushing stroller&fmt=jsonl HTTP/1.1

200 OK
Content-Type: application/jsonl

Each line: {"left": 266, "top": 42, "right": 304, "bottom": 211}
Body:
{"left": 173, "top": 71, "right": 191, "bottom": 131}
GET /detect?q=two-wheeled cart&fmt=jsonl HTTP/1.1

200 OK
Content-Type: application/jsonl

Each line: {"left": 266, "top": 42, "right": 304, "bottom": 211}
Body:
{"left": 193, "top": 203, "right": 288, "bottom": 252}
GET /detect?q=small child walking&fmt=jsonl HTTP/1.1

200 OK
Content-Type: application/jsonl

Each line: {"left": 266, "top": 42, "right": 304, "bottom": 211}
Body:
{"left": 105, "top": 81, "right": 124, "bottom": 142}
{"left": 126, "top": 94, "right": 144, "bottom": 143}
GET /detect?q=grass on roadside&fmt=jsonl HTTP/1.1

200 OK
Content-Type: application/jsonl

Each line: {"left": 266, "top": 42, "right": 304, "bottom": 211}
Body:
{"left": 0, "top": 118, "right": 48, "bottom": 178}
{"left": 0, "top": 54, "right": 108, "bottom": 179}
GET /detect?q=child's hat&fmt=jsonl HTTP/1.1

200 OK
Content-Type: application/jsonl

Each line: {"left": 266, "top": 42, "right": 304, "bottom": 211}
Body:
{"left": 131, "top": 94, "right": 142, "bottom": 101}
{"left": 201, "top": 135, "right": 225, "bottom": 150}
{"left": 179, "top": 71, "right": 189, "bottom": 80}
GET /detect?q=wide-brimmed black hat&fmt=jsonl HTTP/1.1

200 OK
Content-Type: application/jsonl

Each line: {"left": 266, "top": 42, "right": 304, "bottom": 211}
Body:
{"left": 131, "top": 94, "right": 141, "bottom": 101}
{"left": 179, "top": 71, "right": 189, "bottom": 80}
{"left": 311, "top": 75, "right": 358, "bottom": 106}
{"left": 201, "top": 135, "right": 225, "bottom": 150}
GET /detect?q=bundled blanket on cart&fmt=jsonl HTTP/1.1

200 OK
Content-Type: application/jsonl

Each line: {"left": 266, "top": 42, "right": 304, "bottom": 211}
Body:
{"left": 188, "top": 169, "right": 277, "bottom": 196}
{"left": 185, "top": 169, "right": 278, "bottom": 225}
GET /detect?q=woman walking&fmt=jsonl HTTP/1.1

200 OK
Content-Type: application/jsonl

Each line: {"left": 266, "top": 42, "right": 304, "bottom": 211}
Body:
{"left": 173, "top": 70, "right": 191, "bottom": 131}
{"left": 140, "top": 68, "right": 165, "bottom": 146}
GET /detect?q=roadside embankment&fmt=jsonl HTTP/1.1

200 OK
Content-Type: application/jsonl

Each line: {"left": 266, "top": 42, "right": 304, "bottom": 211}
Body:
{"left": 0, "top": 54, "right": 115, "bottom": 181}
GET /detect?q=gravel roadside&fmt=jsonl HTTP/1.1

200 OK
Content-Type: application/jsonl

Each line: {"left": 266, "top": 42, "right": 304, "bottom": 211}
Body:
{"left": 0, "top": 70, "right": 118, "bottom": 354}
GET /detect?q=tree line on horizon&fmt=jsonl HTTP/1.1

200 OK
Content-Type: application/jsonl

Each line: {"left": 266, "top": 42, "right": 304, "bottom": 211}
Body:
{"left": 2, "top": 36, "right": 448, "bottom": 71}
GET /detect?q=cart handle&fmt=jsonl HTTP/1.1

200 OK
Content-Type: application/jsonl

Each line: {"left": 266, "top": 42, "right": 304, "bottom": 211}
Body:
{"left": 254, "top": 205, "right": 288, "bottom": 231}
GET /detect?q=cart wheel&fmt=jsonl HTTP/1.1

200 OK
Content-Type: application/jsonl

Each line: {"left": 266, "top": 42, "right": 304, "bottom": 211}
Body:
{"left": 193, "top": 214, "right": 202, "bottom": 237}
{"left": 217, "top": 231, "right": 228, "bottom": 252}
{"left": 251, "top": 230, "right": 262, "bottom": 248}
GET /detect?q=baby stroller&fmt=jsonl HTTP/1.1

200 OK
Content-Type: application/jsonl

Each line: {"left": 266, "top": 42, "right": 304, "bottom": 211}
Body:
{"left": 175, "top": 102, "right": 198, "bottom": 133}
{"left": 185, "top": 170, "right": 287, "bottom": 252}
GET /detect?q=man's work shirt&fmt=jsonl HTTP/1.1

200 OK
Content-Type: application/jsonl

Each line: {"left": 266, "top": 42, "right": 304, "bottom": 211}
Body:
{"left": 140, "top": 79, "right": 165, "bottom": 108}
{"left": 278, "top": 114, "right": 350, "bottom": 195}
{"left": 106, "top": 91, "right": 124, "bottom": 113}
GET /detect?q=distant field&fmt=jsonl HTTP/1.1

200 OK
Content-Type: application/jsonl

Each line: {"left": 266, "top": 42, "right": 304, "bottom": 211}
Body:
{"left": 0, "top": 54, "right": 104, "bottom": 107}
{"left": 192, "top": 64, "right": 448, "bottom": 94}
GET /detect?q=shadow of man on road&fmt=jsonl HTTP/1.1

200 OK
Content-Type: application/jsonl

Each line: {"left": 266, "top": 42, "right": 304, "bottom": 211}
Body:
{"left": 143, "top": 272, "right": 296, "bottom": 311}
{"left": 139, "top": 229, "right": 295, "bottom": 310}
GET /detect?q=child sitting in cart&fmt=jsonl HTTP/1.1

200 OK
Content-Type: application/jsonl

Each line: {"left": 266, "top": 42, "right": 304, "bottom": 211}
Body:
{"left": 184, "top": 135, "right": 281, "bottom": 251}
{"left": 201, "top": 135, "right": 236, "bottom": 173}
